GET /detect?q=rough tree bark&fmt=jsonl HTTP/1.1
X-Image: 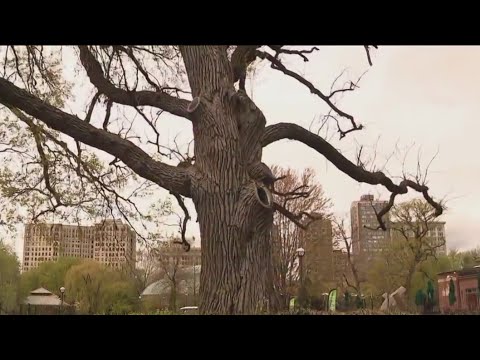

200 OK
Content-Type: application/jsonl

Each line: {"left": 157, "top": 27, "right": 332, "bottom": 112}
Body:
{"left": 0, "top": 45, "right": 444, "bottom": 314}
{"left": 181, "top": 46, "right": 275, "bottom": 314}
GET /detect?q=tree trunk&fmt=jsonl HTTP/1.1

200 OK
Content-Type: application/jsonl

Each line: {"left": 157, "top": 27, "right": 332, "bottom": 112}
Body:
{"left": 404, "top": 262, "right": 417, "bottom": 308}
{"left": 169, "top": 280, "right": 177, "bottom": 312}
{"left": 180, "top": 46, "right": 276, "bottom": 314}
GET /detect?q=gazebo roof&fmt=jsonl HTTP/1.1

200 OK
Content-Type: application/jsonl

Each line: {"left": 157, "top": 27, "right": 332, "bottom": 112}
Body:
{"left": 30, "top": 287, "right": 53, "bottom": 295}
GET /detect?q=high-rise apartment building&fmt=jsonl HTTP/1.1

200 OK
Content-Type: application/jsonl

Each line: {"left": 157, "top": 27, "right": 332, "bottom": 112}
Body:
{"left": 303, "top": 218, "right": 334, "bottom": 289}
{"left": 22, "top": 219, "right": 136, "bottom": 272}
{"left": 92, "top": 220, "right": 137, "bottom": 267}
{"left": 350, "top": 194, "right": 391, "bottom": 259}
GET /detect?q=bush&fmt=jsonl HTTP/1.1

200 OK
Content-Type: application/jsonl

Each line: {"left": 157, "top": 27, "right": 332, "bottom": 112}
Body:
{"left": 129, "top": 310, "right": 178, "bottom": 315}
{"left": 274, "top": 308, "right": 415, "bottom": 315}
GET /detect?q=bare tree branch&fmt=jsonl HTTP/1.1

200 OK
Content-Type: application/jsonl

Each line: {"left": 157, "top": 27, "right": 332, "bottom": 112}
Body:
{"left": 256, "top": 51, "right": 363, "bottom": 138}
{"left": 78, "top": 46, "right": 192, "bottom": 120}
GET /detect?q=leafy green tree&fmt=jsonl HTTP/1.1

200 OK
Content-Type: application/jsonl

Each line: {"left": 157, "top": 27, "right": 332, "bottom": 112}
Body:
{"left": 459, "top": 247, "right": 480, "bottom": 268}
{"left": 18, "top": 257, "right": 82, "bottom": 301}
{"left": 0, "top": 241, "right": 20, "bottom": 314}
{"left": 447, "top": 249, "right": 464, "bottom": 270}
{"left": 389, "top": 199, "right": 445, "bottom": 299}
{"left": 65, "top": 260, "right": 137, "bottom": 314}
{"left": 408, "top": 254, "right": 452, "bottom": 301}
{"left": 366, "top": 240, "right": 406, "bottom": 298}
{"left": 65, "top": 261, "right": 106, "bottom": 314}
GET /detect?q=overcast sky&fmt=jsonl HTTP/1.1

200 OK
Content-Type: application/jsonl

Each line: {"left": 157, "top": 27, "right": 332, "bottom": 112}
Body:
{"left": 8, "top": 46, "right": 480, "bottom": 257}
{"left": 256, "top": 46, "right": 479, "bottom": 252}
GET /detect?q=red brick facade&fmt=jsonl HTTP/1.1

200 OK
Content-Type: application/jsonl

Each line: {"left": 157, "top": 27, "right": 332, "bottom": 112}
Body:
{"left": 437, "top": 268, "right": 480, "bottom": 313}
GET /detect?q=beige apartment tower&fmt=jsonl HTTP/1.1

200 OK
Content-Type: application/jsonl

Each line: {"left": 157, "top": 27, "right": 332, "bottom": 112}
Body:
{"left": 350, "top": 194, "right": 391, "bottom": 259}
{"left": 22, "top": 219, "right": 136, "bottom": 272}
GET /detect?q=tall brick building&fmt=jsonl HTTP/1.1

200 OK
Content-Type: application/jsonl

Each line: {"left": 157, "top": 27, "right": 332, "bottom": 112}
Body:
{"left": 22, "top": 219, "right": 136, "bottom": 272}
{"left": 303, "top": 218, "right": 334, "bottom": 292}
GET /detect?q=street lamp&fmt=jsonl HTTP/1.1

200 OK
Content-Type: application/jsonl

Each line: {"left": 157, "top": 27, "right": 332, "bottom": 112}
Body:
{"left": 296, "top": 247, "right": 306, "bottom": 308}
{"left": 59, "top": 286, "right": 65, "bottom": 314}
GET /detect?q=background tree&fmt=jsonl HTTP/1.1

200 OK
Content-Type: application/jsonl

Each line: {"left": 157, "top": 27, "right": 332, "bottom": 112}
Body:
{"left": 18, "top": 257, "right": 82, "bottom": 301}
{"left": 447, "top": 249, "right": 464, "bottom": 270}
{"left": 365, "top": 240, "right": 405, "bottom": 304}
{"left": 458, "top": 247, "right": 480, "bottom": 268}
{"left": 0, "top": 241, "right": 20, "bottom": 314}
{"left": 270, "top": 165, "right": 331, "bottom": 310}
{"left": 154, "top": 239, "right": 193, "bottom": 311}
{"left": 65, "top": 260, "right": 138, "bottom": 314}
{"left": 131, "top": 246, "right": 162, "bottom": 295}
{"left": 0, "top": 45, "right": 444, "bottom": 314}
{"left": 332, "top": 217, "right": 366, "bottom": 297}
{"left": 389, "top": 198, "right": 445, "bottom": 300}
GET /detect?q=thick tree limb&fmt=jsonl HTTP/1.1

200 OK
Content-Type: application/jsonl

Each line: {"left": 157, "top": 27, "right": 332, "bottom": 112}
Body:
{"left": 0, "top": 77, "right": 192, "bottom": 197}
{"left": 230, "top": 46, "right": 261, "bottom": 90}
{"left": 78, "top": 46, "right": 192, "bottom": 120}
{"left": 263, "top": 123, "right": 443, "bottom": 229}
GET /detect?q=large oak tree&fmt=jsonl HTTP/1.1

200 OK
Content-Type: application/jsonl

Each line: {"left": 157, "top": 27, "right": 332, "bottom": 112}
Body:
{"left": 0, "top": 45, "right": 443, "bottom": 314}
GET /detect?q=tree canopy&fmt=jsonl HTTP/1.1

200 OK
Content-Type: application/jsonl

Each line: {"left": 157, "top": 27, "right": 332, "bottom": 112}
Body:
{"left": 0, "top": 46, "right": 445, "bottom": 314}
{"left": 0, "top": 241, "right": 20, "bottom": 314}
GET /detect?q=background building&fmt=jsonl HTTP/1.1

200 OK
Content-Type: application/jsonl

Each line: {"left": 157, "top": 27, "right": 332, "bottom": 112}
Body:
{"left": 437, "top": 267, "right": 480, "bottom": 312}
{"left": 92, "top": 219, "right": 137, "bottom": 269}
{"left": 156, "top": 240, "right": 201, "bottom": 268}
{"left": 350, "top": 194, "right": 391, "bottom": 259}
{"left": 303, "top": 218, "right": 334, "bottom": 292}
{"left": 22, "top": 219, "right": 136, "bottom": 272}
